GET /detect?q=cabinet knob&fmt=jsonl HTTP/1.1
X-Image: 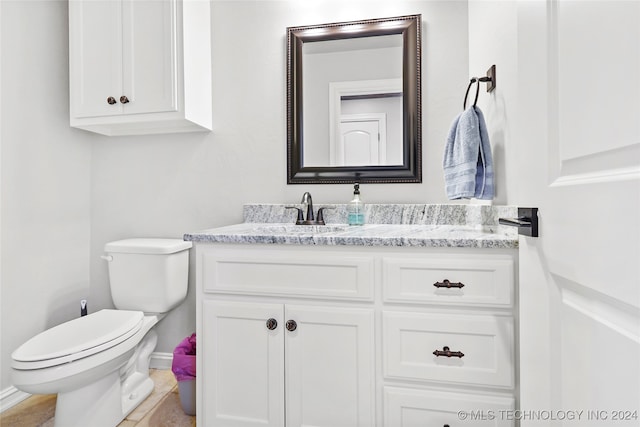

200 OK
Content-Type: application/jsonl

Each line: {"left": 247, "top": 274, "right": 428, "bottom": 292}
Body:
{"left": 285, "top": 319, "right": 297, "bottom": 332}
{"left": 107, "top": 96, "right": 117, "bottom": 105}
{"left": 119, "top": 95, "right": 130, "bottom": 104}
{"left": 266, "top": 318, "right": 278, "bottom": 330}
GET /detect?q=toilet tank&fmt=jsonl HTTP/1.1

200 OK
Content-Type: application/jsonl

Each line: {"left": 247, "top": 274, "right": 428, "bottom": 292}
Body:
{"left": 104, "top": 238, "right": 192, "bottom": 313}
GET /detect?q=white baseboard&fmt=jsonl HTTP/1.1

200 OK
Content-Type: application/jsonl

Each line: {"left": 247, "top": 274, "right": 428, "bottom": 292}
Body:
{"left": 150, "top": 351, "right": 173, "bottom": 370}
{"left": 0, "top": 386, "right": 30, "bottom": 413}
{"left": 1, "top": 352, "right": 174, "bottom": 414}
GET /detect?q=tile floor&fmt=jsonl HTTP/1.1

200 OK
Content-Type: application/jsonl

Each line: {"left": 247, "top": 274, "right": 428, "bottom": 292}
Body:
{"left": 0, "top": 369, "right": 195, "bottom": 427}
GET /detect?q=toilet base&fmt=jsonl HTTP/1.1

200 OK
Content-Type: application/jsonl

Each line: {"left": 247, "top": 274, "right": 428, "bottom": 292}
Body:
{"left": 54, "top": 373, "right": 155, "bottom": 427}
{"left": 52, "top": 328, "right": 159, "bottom": 427}
{"left": 55, "top": 370, "right": 124, "bottom": 427}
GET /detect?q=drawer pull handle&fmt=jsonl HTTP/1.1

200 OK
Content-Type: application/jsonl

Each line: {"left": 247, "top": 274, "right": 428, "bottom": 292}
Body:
{"left": 433, "top": 279, "right": 465, "bottom": 289}
{"left": 286, "top": 319, "right": 297, "bottom": 332}
{"left": 433, "top": 346, "right": 465, "bottom": 358}
{"left": 266, "top": 318, "right": 278, "bottom": 330}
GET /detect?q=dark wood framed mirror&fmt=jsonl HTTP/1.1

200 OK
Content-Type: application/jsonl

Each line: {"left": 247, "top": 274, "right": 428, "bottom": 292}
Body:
{"left": 287, "top": 14, "right": 422, "bottom": 184}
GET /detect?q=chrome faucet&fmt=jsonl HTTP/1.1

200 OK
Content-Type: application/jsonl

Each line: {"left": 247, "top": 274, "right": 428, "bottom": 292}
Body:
{"left": 286, "top": 192, "right": 333, "bottom": 225}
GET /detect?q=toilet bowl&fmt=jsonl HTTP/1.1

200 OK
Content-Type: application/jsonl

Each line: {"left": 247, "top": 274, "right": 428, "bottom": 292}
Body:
{"left": 10, "top": 238, "right": 192, "bottom": 427}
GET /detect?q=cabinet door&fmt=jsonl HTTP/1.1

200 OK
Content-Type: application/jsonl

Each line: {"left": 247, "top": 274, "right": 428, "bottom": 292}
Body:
{"left": 285, "top": 305, "right": 375, "bottom": 427}
{"left": 69, "top": 0, "right": 123, "bottom": 118}
{"left": 121, "top": 0, "right": 178, "bottom": 114}
{"left": 202, "top": 300, "right": 284, "bottom": 427}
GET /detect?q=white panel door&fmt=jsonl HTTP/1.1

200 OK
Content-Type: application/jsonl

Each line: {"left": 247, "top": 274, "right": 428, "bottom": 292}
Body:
{"left": 69, "top": 0, "right": 122, "bottom": 118}
{"left": 121, "top": 0, "right": 177, "bottom": 114}
{"left": 337, "top": 113, "right": 387, "bottom": 166}
{"left": 202, "top": 300, "right": 284, "bottom": 427}
{"left": 341, "top": 120, "right": 379, "bottom": 165}
{"left": 285, "top": 305, "right": 375, "bottom": 427}
{"left": 517, "top": 1, "right": 640, "bottom": 424}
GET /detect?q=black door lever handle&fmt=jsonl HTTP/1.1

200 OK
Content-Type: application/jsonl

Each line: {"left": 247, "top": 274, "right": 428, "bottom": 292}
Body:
{"left": 499, "top": 207, "right": 539, "bottom": 237}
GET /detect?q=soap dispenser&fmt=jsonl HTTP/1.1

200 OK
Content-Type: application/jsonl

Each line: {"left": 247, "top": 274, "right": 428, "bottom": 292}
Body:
{"left": 348, "top": 183, "right": 365, "bottom": 226}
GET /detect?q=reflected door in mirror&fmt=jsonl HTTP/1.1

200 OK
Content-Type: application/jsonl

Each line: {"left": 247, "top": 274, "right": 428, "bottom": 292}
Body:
{"left": 339, "top": 116, "right": 383, "bottom": 166}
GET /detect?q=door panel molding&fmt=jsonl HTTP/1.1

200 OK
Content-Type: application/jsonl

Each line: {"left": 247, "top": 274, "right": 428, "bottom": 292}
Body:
{"left": 556, "top": 273, "right": 640, "bottom": 343}
{"left": 547, "top": 0, "right": 640, "bottom": 186}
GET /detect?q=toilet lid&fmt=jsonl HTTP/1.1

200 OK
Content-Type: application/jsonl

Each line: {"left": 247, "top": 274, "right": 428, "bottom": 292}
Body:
{"left": 12, "top": 309, "right": 143, "bottom": 369}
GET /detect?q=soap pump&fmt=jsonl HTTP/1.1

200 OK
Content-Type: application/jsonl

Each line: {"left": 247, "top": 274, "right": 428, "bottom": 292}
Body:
{"left": 348, "top": 183, "right": 365, "bottom": 226}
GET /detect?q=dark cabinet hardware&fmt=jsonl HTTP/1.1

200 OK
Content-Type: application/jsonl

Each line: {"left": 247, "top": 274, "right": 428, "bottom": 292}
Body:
{"left": 433, "top": 346, "right": 464, "bottom": 358}
{"left": 286, "top": 319, "right": 297, "bottom": 332}
{"left": 433, "top": 279, "right": 465, "bottom": 289}
{"left": 499, "top": 207, "right": 539, "bottom": 237}
{"left": 107, "top": 96, "right": 117, "bottom": 105}
{"left": 119, "top": 95, "right": 130, "bottom": 104}
{"left": 266, "top": 318, "right": 278, "bottom": 330}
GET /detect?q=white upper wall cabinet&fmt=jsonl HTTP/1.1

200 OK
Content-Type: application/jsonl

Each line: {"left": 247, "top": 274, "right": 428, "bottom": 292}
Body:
{"left": 69, "top": 0, "right": 212, "bottom": 136}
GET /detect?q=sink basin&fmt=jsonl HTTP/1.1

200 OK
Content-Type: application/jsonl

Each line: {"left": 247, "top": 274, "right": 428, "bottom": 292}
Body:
{"left": 249, "top": 224, "right": 349, "bottom": 235}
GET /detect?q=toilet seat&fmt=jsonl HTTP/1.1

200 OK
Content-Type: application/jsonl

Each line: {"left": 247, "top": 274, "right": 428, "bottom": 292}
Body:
{"left": 11, "top": 309, "right": 143, "bottom": 370}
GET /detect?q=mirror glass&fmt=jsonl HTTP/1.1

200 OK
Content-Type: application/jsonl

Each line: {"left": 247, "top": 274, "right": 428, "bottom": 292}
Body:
{"left": 287, "top": 15, "right": 422, "bottom": 184}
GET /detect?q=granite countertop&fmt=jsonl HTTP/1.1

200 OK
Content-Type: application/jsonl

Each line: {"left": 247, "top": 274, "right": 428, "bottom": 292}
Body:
{"left": 184, "top": 204, "right": 519, "bottom": 249}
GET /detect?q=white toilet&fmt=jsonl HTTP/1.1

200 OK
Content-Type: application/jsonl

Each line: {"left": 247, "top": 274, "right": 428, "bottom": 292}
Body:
{"left": 10, "top": 238, "right": 192, "bottom": 427}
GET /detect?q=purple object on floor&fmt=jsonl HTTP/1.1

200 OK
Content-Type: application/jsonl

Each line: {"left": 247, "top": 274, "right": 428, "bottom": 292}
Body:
{"left": 171, "top": 333, "right": 196, "bottom": 382}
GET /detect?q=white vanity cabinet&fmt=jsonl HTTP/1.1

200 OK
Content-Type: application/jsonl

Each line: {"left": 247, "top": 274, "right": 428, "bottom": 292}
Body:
{"left": 69, "top": 0, "right": 212, "bottom": 136}
{"left": 195, "top": 243, "right": 518, "bottom": 427}
{"left": 197, "top": 245, "right": 375, "bottom": 427}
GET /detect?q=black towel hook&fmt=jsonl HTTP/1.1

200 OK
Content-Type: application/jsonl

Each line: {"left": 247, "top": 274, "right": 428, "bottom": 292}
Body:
{"left": 462, "top": 65, "right": 496, "bottom": 110}
{"left": 463, "top": 78, "right": 481, "bottom": 110}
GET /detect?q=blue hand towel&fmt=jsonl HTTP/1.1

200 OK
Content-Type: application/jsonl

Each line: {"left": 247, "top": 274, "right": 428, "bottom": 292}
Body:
{"left": 443, "top": 106, "right": 494, "bottom": 200}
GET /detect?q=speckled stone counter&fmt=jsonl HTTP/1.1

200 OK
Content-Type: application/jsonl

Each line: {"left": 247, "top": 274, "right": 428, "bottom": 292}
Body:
{"left": 184, "top": 204, "right": 519, "bottom": 249}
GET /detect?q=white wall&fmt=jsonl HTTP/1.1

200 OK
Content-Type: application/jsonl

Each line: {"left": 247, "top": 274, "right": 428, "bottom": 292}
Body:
{"left": 467, "top": 0, "right": 518, "bottom": 205}
{"left": 0, "top": 1, "right": 92, "bottom": 392}
{"left": 1, "top": 0, "right": 469, "bottom": 392}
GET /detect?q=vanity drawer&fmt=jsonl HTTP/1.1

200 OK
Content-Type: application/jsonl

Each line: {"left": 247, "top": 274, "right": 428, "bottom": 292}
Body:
{"left": 200, "top": 246, "right": 374, "bottom": 300}
{"left": 382, "top": 255, "right": 514, "bottom": 307}
{"left": 383, "top": 311, "right": 514, "bottom": 388}
{"left": 384, "top": 386, "right": 515, "bottom": 427}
